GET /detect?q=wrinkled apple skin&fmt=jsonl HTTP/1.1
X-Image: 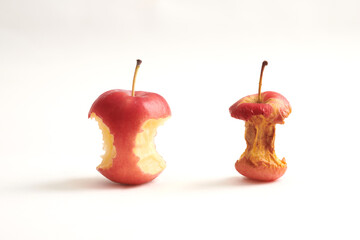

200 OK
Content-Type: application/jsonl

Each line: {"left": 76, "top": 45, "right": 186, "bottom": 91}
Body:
{"left": 235, "top": 157, "right": 287, "bottom": 182}
{"left": 230, "top": 91, "right": 291, "bottom": 182}
{"left": 89, "top": 89, "right": 171, "bottom": 185}
{"left": 229, "top": 91, "right": 291, "bottom": 124}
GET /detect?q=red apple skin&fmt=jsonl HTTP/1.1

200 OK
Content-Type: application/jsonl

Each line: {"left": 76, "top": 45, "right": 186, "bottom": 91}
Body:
{"left": 230, "top": 91, "right": 291, "bottom": 182}
{"left": 235, "top": 157, "right": 287, "bottom": 182}
{"left": 89, "top": 89, "right": 171, "bottom": 185}
{"left": 229, "top": 91, "right": 291, "bottom": 124}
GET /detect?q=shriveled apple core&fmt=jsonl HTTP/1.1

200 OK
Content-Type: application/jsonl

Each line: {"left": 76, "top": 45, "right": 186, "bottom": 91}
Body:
{"left": 241, "top": 115, "right": 286, "bottom": 168}
{"left": 90, "top": 113, "right": 117, "bottom": 170}
{"left": 134, "top": 117, "right": 169, "bottom": 175}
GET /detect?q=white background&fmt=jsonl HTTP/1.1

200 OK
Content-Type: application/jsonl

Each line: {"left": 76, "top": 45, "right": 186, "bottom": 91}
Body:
{"left": 1, "top": 0, "right": 360, "bottom": 239}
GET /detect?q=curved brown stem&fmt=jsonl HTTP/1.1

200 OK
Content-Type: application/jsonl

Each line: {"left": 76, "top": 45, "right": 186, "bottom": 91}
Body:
{"left": 132, "top": 59, "right": 142, "bottom": 97}
{"left": 257, "top": 60, "right": 268, "bottom": 102}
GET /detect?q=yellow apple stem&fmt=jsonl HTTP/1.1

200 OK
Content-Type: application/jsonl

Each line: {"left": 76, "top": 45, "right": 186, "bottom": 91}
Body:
{"left": 132, "top": 59, "right": 142, "bottom": 97}
{"left": 258, "top": 60, "right": 268, "bottom": 103}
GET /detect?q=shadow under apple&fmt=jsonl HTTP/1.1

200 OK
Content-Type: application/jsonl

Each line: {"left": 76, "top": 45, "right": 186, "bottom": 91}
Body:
{"left": 182, "top": 176, "right": 275, "bottom": 192}
{"left": 32, "top": 176, "right": 147, "bottom": 192}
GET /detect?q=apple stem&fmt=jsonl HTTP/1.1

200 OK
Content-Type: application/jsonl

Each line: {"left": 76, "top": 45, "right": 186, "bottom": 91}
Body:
{"left": 132, "top": 59, "right": 142, "bottom": 97}
{"left": 257, "top": 60, "right": 268, "bottom": 103}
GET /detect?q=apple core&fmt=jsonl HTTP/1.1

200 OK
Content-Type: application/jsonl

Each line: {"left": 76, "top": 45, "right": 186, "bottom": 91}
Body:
{"left": 229, "top": 61, "right": 291, "bottom": 181}
{"left": 88, "top": 60, "right": 171, "bottom": 184}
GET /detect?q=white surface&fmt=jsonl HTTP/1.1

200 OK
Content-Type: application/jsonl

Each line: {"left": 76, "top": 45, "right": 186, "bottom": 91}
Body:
{"left": 1, "top": 1, "right": 360, "bottom": 239}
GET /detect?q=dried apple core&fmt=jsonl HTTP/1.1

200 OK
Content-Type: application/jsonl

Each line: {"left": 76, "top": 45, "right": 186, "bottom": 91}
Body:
{"left": 241, "top": 115, "right": 286, "bottom": 167}
{"left": 134, "top": 117, "right": 169, "bottom": 175}
{"left": 90, "top": 113, "right": 116, "bottom": 170}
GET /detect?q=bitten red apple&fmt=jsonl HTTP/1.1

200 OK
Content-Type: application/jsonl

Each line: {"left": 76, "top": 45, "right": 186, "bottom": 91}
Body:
{"left": 229, "top": 61, "right": 291, "bottom": 181}
{"left": 89, "top": 60, "right": 171, "bottom": 185}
